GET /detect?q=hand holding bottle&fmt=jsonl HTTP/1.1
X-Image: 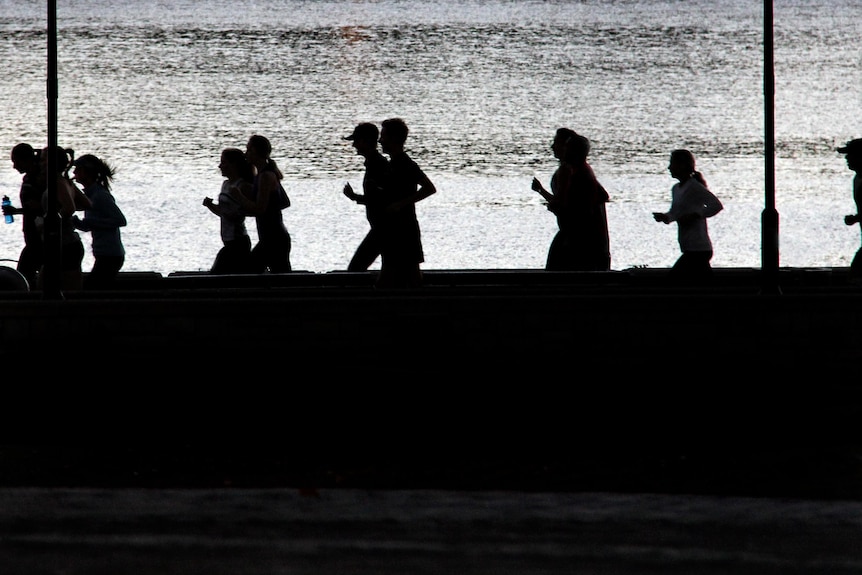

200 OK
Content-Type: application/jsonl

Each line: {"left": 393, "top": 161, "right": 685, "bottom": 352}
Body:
{"left": 2, "top": 196, "right": 13, "bottom": 224}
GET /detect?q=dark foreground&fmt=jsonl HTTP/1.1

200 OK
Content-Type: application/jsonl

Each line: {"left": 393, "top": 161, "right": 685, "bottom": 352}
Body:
{"left": 1, "top": 443, "right": 861, "bottom": 500}
{"left": 2, "top": 267, "right": 862, "bottom": 574}
{"left": 1, "top": 444, "right": 862, "bottom": 575}
{"left": 3, "top": 485, "right": 862, "bottom": 575}
{"left": 1, "top": 267, "right": 861, "bottom": 495}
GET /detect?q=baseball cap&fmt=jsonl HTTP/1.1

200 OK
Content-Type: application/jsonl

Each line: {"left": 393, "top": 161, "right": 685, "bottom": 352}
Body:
{"left": 344, "top": 122, "right": 379, "bottom": 142}
{"left": 837, "top": 139, "right": 862, "bottom": 154}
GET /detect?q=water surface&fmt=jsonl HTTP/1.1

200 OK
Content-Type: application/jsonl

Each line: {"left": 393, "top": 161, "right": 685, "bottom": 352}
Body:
{"left": 1, "top": 0, "right": 860, "bottom": 274}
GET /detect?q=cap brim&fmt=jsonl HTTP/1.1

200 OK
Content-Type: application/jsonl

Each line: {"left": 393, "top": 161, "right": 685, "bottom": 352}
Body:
{"left": 343, "top": 135, "right": 356, "bottom": 140}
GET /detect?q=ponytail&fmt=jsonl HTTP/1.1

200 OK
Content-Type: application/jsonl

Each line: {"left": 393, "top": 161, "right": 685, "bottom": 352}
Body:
{"left": 75, "top": 153, "right": 117, "bottom": 191}
{"left": 63, "top": 148, "right": 75, "bottom": 179}
{"left": 265, "top": 157, "right": 284, "bottom": 181}
{"left": 671, "top": 149, "right": 708, "bottom": 188}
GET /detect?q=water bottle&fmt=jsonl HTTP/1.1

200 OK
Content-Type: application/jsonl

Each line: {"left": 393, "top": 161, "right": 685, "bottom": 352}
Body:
{"left": 2, "top": 196, "right": 12, "bottom": 224}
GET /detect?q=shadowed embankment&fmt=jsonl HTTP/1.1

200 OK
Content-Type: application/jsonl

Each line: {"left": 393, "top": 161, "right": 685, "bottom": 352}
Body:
{"left": 0, "top": 267, "right": 859, "bottom": 499}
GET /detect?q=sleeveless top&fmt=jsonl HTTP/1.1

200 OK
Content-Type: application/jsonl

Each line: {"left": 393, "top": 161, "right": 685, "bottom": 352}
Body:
{"left": 252, "top": 172, "right": 290, "bottom": 244}
{"left": 41, "top": 179, "right": 81, "bottom": 246}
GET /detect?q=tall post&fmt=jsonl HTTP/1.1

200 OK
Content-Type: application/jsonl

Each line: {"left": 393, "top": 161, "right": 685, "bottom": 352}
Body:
{"left": 43, "top": 0, "right": 62, "bottom": 299}
{"left": 761, "top": 0, "right": 781, "bottom": 294}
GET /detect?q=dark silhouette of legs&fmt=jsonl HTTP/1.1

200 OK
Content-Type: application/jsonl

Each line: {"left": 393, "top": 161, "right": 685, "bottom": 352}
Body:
{"left": 348, "top": 231, "right": 381, "bottom": 272}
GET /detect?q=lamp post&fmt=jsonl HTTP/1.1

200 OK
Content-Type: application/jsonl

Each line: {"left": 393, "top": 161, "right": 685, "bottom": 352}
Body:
{"left": 43, "top": 0, "right": 62, "bottom": 300}
{"left": 761, "top": 0, "right": 781, "bottom": 294}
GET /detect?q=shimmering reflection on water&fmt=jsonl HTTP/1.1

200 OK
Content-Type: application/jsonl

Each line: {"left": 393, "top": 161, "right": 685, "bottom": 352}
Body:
{"left": 1, "top": 1, "right": 860, "bottom": 274}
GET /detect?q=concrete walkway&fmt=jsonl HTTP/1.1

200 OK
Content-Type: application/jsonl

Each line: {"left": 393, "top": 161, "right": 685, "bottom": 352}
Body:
{"left": 2, "top": 487, "right": 861, "bottom": 575}
{"left": 2, "top": 444, "right": 862, "bottom": 574}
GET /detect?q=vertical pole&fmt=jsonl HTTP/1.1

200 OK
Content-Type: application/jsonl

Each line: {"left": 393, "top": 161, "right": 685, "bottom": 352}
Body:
{"left": 761, "top": 0, "right": 781, "bottom": 294}
{"left": 43, "top": 0, "right": 62, "bottom": 299}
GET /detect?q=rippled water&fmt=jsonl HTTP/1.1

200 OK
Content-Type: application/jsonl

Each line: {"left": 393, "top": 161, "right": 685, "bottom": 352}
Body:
{"left": 1, "top": 0, "right": 860, "bottom": 274}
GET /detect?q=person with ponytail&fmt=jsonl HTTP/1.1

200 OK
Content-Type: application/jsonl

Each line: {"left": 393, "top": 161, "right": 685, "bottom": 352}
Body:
{"left": 203, "top": 147, "right": 254, "bottom": 274}
{"left": 71, "top": 153, "right": 127, "bottom": 289}
{"left": 652, "top": 149, "right": 723, "bottom": 283}
{"left": 39, "top": 146, "right": 91, "bottom": 291}
{"left": 230, "top": 134, "right": 292, "bottom": 273}
{"left": 6, "top": 143, "right": 45, "bottom": 287}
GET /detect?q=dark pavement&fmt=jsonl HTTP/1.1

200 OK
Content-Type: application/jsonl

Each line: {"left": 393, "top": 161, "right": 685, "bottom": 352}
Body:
{"left": 2, "top": 486, "right": 862, "bottom": 575}
{"left": 1, "top": 445, "right": 862, "bottom": 574}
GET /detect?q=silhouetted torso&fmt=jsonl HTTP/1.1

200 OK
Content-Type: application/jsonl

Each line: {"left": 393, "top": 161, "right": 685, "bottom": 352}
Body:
{"left": 250, "top": 171, "right": 291, "bottom": 273}
{"left": 17, "top": 170, "right": 45, "bottom": 286}
{"left": 363, "top": 150, "right": 390, "bottom": 229}
{"left": 547, "top": 161, "right": 610, "bottom": 271}
{"left": 379, "top": 151, "right": 424, "bottom": 265}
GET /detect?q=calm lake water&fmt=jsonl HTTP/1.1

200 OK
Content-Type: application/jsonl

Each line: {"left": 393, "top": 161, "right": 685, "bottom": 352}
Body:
{"left": 1, "top": 0, "right": 861, "bottom": 275}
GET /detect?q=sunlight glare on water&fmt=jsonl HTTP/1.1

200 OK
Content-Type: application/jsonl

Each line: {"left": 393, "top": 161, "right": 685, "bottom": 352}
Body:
{"left": 0, "top": 0, "right": 860, "bottom": 274}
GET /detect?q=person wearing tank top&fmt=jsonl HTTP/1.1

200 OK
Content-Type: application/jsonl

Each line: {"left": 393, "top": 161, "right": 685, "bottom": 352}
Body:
{"left": 230, "top": 134, "right": 291, "bottom": 273}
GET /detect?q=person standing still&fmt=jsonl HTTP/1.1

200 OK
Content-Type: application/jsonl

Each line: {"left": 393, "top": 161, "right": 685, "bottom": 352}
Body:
{"left": 377, "top": 118, "right": 436, "bottom": 288}
{"left": 4, "top": 143, "right": 45, "bottom": 288}
{"left": 203, "top": 148, "right": 254, "bottom": 274}
{"left": 652, "top": 149, "right": 723, "bottom": 283}
{"left": 71, "top": 154, "right": 127, "bottom": 290}
{"left": 231, "top": 134, "right": 292, "bottom": 273}
{"left": 839, "top": 139, "right": 862, "bottom": 283}
{"left": 342, "top": 122, "right": 389, "bottom": 272}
